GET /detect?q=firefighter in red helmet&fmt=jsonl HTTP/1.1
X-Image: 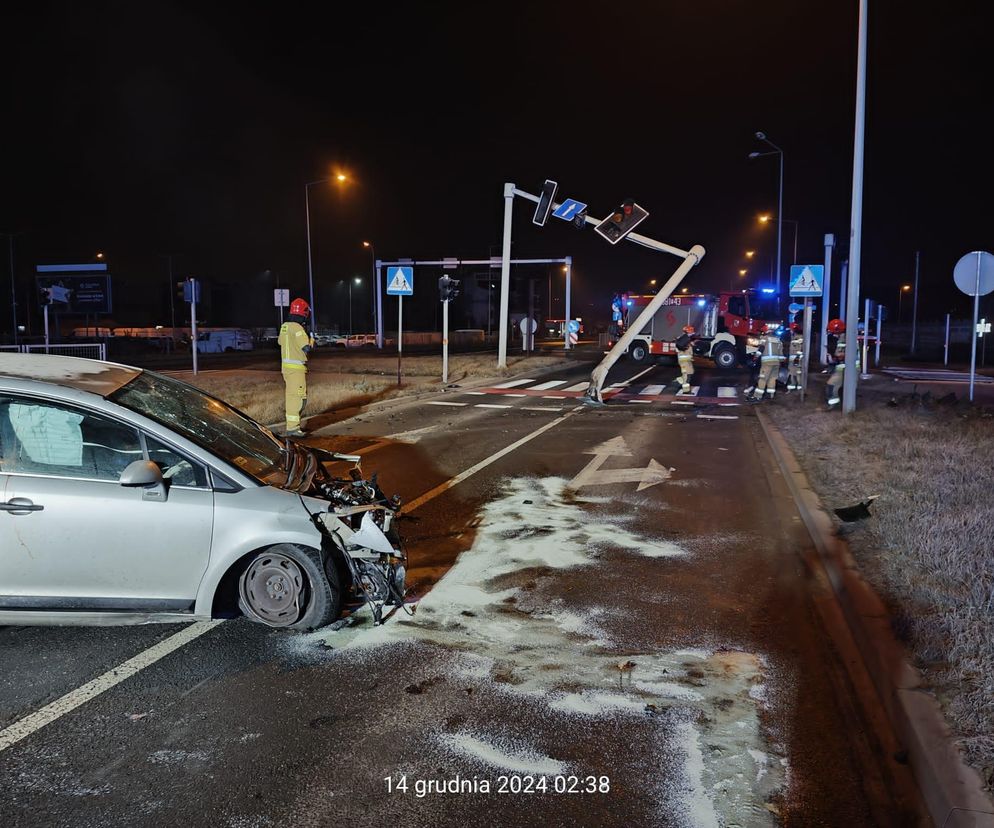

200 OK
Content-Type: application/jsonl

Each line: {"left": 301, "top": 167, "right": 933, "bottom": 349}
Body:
{"left": 825, "top": 318, "right": 856, "bottom": 406}
{"left": 278, "top": 298, "right": 315, "bottom": 435}
{"left": 674, "top": 325, "right": 698, "bottom": 394}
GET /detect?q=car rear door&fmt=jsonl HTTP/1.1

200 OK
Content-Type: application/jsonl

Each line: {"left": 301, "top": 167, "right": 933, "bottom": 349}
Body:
{"left": 0, "top": 394, "right": 214, "bottom": 614}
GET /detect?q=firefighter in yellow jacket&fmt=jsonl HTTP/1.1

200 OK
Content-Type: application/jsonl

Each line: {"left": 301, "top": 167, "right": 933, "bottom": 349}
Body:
{"left": 825, "top": 318, "right": 858, "bottom": 407}
{"left": 752, "top": 329, "right": 783, "bottom": 401}
{"left": 278, "top": 298, "right": 315, "bottom": 435}
{"left": 786, "top": 322, "right": 803, "bottom": 390}
{"left": 675, "top": 325, "right": 697, "bottom": 394}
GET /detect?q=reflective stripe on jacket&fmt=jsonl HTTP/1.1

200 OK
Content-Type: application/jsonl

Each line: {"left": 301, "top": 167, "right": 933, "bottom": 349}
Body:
{"left": 278, "top": 321, "right": 311, "bottom": 369}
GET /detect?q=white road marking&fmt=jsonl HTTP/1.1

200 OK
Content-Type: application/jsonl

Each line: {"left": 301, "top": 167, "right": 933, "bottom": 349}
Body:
{"left": 629, "top": 399, "right": 654, "bottom": 404}
{"left": 676, "top": 386, "right": 700, "bottom": 397}
{"left": 542, "top": 395, "right": 567, "bottom": 399}
{"left": 0, "top": 621, "right": 222, "bottom": 754}
{"left": 717, "top": 386, "right": 737, "bottom": 398}
{"left": 719, "top": 403, "right": 740, "bottom": 407}
{"left": 427, "top": 401, "right": 468, "bottom": 407}
{"left": 672, "top": 401, "right": 695, "bottom": 406}
{"left": 402, "top": 409, "right": 579, "bottom": 513}
{"left": 697, "top": 414, "right": 739, "bottom": 420}
{"left": 502, "top": 393, "right": 528, "bottom": 397}
{"left": 620, "top": 365, "right": 658, "bottom": 385}
{"left": 563, "top": 382, "right": 589, "bottom": 392}
{"left": 528, "top": 380, "right": 568, "bottom": 390}
{"left": 568, "top": 436, "right": 671, "bottom": 492}
{"left": 466, "top": 391, "right": 487, "bottom": 396}
{"left": 476, "top": 404, "right": 512, "bottom": 409}
{"left": 640, "top": 385, "right": 665, "bottom": 395}
{"left": 492, "top": 378, "right": 535, "bottom": 388}
{"left": 522, "top": 406, "right": 562, "bottom": 412}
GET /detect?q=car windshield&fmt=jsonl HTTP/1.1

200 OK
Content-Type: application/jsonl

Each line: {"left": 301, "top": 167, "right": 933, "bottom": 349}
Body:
{"left": 110, "top": 371, "right": 287, "bottom": 485}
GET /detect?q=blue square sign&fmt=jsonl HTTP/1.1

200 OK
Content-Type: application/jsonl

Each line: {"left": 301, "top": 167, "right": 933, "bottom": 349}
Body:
{"left": 789, "top": 265, "right": 824, "bottom": 297}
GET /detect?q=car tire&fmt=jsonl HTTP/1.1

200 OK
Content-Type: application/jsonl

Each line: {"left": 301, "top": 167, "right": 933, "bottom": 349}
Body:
{"left": 630, "top": 342, "right": 649, "bottom": 363}
{"left": 713, "top": 345, "right": 738, "bottom": 369}
{"left": 238, "top": 544, "right": 341, "bottom": 631}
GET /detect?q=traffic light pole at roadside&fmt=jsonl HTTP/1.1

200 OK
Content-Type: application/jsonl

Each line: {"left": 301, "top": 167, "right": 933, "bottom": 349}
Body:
{"left": 438, "top": 275, "right": 460, "bottom": 384}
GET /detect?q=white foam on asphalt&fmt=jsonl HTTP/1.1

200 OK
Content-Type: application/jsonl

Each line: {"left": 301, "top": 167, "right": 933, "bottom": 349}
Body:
{"left": 673, "top": 720, "right": 720, "bottom": 828}
{"left": 437, "top": 731, "right": 567, "bottom": 776}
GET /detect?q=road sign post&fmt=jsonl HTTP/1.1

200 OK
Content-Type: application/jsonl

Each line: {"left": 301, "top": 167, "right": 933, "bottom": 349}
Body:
{"left": 789, "top": 265, "right": 824, "bottom": 403}
{"left": 188, "top": 278, "right": 199, "bottom": 376}
{"left": 387, "top": 266, "right": 414, "bottom": 386}
{"left": 953, "top": 250, "right": 994, "bottom": 401}
{"left": 821, "top": 234, "right": 835, "bottom": 365}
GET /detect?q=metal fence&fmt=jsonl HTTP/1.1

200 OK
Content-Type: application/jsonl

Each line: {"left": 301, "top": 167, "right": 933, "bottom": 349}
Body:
{"left": 5, "top": 343, "right": 107, "bottom": 360}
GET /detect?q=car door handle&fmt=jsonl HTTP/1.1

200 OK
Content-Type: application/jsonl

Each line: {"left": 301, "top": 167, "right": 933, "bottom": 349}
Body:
{"left": 0, "top": 498, "right": 44, "bottom": 513}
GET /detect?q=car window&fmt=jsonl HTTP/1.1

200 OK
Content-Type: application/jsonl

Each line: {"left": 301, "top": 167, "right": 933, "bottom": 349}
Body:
{"left": 110, "top": 371, "right": 286, "bottom": 485}
{"left": 0, "top": 394, "right": 142, "bottom": 481}
{"left": 145, "top": 435, "right": 209, "bottom": 488}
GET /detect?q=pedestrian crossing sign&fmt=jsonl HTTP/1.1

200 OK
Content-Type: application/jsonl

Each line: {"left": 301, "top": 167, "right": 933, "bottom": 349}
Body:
{"left": 789, "top": 264, "right": 824, "bottom": 297}
{"left": 386, "top": 266, "right": 414, "bottom": 296}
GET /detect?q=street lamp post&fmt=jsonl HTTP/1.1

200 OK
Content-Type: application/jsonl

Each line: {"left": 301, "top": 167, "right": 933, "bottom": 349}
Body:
{"left": 305, "top": 173, "right": 349, "bottom": 333}
{"left": 347, "top": 276, "right": 361, "bottom": 334}
{"left": 362, "top": 241, "right": 378, "bottom": 338}
{"left": 898, "top": 284, "right": 911, "bottom": 323}
{"left": 749, "top": 132, "right": 784, "bottom": 299}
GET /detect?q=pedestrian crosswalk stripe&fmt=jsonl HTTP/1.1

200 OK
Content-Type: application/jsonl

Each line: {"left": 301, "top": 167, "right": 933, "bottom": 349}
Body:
{"left": 672, "top": 401, "right": 695, "bottom": 405}
{"left": 542, "top": 395, "right": 567, "bottom": 399}
{"left": 466, "top": 391, "right": 487, "bottom": 395}
{"left": 476, "top": 404, "right": 512, "bottom": 409}
{"left": 717, "top": 386, "right": 737, "bottom": 398}
{"left": 529, "top": 380, "right": 568, "bottom": 390}
{"left": 522, "top": 406, "right": 562, "bottom": 412}
{"left": 697, "top": 414, "right": 739, "bottom": 420}
{"left": 427, "top": 401, "right": 468, "bottom": 407}
{"left": 493, "top": 379, "right": 535, "bottom": 388}
{"left": 503, "top": 393, "right": 528, "bottom": 397}
{"left": 676, "top": 386, "right": 700, "bottom": 397}
{"left": 563, "top": 382, "right": 589, "bottom": 392}
{"left": 630, "top": 399, "right": 654, "bottom": 404}
{"left": 640, "top": 385, "right": 665, "bottom": 395}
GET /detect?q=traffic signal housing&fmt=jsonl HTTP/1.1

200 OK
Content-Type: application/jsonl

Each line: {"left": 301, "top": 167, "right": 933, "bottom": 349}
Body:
{"left": 438, "top": 275, "right": 460, "bottom": 302}
{"left": 39, "top": 286, "right": 52, "bottom": 306}
{"left": 594, "top": 199, "right": 649, "bottom": 245}
{"left": 532, "top": 179, "right": 558, "bottom": 227}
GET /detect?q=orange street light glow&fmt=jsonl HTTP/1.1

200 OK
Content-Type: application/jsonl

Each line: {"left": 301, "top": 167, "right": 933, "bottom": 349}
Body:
{"left": 739, "top": 269, "right": 747, "bottom": 276}
{"left": 745, "top": 250, "right": 755, "bottom": 258}
{"left": 758, "top": 214, "right": 771, "bottom": 224}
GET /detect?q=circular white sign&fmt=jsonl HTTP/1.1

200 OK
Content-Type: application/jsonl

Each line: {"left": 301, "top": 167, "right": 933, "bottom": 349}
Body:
{"left": 953, "top": 251, "right": 994, "bottom": 297}
{"left": 519, "top": 317, "right": 537, "bottom": 334}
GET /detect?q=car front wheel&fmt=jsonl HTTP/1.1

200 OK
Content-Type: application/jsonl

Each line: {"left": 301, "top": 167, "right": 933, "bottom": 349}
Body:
{"left": 238, "top": 544, "right": 340, "bottom": 630}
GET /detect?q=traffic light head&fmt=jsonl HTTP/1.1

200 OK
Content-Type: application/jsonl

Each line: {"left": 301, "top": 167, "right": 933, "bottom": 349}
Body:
{"left": 438, "top": 276, "right": 460, "bottom": 302}
{"left": 532, "top": 179, "right": 558, "bottom": 227}
{"left": 39, "top": 286, "right": 52, "bottom": 306}
{"left": 594, "top": 199, "right": 648, "bottom": 245}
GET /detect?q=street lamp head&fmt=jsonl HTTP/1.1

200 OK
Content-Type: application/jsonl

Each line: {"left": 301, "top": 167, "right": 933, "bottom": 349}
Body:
{"left": 754, "top": 131, "right": 766, "bottom": 140}
{"left": 758, "top": 214, "right": 772, "bottom": 224}
{"left": 362, "top": 241, "right": 371, "bottom": 248}
{"left": 902, "top": 284, "right": 912, "bottom": 291}
{"left": 354, "top": 277, "right": 362, "bottom": 284}
{"left": 336, "top": 173, "right": 347, "bottom": 182}
{"left": 739, "top": 269, "right": 747, "bottom": 276}
{"left": 745, "top": 250, "right": 755, "bottom": 258}
{"left": 748, "top": 152, "right": 762, "bottom": 160}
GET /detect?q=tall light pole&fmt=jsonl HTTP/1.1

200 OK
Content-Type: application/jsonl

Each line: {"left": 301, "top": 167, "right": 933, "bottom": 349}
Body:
{"left": 346, "top": 276, "right": 361, "bottom": 334}
{"left": 362, "top": 241, "right": 377, "bottom": 336}
{"left": 749, "top": 132, "right": 784, "bottom": 299}
{"left": 1, "top": 231, "right": 21, "bottom": 345}
{"left": 305, "top": 172, "right": 349, "bottom": 332}
{"left": 898, "top": 284, "right": 911, "bottom": 323}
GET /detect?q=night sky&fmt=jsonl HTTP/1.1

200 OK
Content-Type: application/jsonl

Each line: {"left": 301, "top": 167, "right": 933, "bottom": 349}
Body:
{"left": 2, "top": 1, "right": 993, "bottom": 335}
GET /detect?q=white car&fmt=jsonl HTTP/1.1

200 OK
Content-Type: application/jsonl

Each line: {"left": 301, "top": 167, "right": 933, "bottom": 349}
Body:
{"left": 0, "top": 354, "right": 406, "bottom": 629}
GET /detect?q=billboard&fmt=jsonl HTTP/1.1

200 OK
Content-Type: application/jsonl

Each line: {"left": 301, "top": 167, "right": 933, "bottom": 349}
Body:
{"left": 36, "top": 264, "right": 113, "bottom": 314}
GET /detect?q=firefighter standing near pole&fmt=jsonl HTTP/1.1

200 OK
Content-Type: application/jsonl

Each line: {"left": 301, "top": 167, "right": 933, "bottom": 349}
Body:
{"left": 751, "top": 328, "right": 784, "bottom": 402}
{"left": 825, "top": 318, "right": 857, "bottom": 407}
{"left": 674, "top": 325, "right": 698, "bottom": 394}
{"left": 786, "top": 322, "right": 803, "bottom": 390}
{"left": 278, "top": 298, "right": 314, "bottom": 435}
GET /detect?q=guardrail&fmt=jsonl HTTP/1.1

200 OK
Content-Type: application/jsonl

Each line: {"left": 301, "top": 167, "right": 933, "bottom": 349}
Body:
{"left": 4, "top": 343, "right": 107, "bottom": 360}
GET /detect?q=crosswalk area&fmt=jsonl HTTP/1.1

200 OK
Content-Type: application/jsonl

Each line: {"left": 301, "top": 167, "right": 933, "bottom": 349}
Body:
{"left": 425, "top": 376, "right": 747, "bottom": 414}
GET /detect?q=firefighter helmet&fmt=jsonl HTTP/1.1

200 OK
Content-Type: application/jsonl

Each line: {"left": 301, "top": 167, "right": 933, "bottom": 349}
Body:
{"left": 827, "top": 318, "right": 845, "bottom": 334}
{"left": 289, "top": 297, "right": 310, "bottom": 317}
{"left": 682, "top": 325, "right": 695, "bottom": 334}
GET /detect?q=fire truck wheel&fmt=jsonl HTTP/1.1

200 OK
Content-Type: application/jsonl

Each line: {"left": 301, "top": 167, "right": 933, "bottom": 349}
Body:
{"left": 713, "top": 345, "right": 738, "bottom": 369}
{"left": 630, "top": 342, "right": 649, "bottom": 363}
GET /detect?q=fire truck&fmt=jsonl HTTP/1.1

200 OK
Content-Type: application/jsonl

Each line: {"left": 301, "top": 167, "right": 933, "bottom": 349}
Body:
{"left": 612, "top": 289, "right": 782, "bottom": 368}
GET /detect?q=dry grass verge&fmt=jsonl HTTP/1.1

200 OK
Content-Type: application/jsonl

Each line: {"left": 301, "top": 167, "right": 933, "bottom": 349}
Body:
{"left": 169, "top": 352, "right": 572, "bottom": 425}
{"left": 767, "top": 396, "right": 994, "bottom": 789}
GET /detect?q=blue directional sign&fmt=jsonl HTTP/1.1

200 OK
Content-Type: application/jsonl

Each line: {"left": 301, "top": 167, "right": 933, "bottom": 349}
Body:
{"left": 788, "top": 303, "right": 805, "bottom": 314}
{"left": 567, "top": 319, "right": 580, "bottom": 333}
{"left": 552, "top": 199, "right": 587, "bottom": 221}
{"left": 386, "top": 266, "right": 414, "bottom": 296}
{"left": 789, "top": 264, "right": 824, "bottom": 297}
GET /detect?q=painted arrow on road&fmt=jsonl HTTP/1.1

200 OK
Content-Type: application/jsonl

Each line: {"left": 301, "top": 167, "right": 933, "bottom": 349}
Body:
{"left": 568, "top": 436, "right": 673, "bottom": 492}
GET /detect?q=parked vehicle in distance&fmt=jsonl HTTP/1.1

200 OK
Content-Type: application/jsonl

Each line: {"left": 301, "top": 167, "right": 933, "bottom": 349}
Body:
{"left": 342, "top": 334, "right": 377, "bottom": 348}
{"left": 196, "top": 328, "right": 254, "bottom": 353}
{"left": 314, "top": 332, "right": 346, "bottom": 347}
{"left": 0, "top": 354, "right": 406, "bottom": 630}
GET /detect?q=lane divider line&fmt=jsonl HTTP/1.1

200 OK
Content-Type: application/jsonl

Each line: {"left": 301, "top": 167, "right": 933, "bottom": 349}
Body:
{"left": 401, "top": 408, "right": 579, "bottom": 514}
{"left": 426, "top": 401, "right": 468, "bottom": 407}
{"left": 0, "top": 621, "right": 223, "bottom": 755}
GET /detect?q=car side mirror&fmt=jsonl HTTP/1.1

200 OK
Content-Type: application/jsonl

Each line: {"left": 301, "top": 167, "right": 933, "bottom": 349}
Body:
{"left": 119, "top": 460, "right": 164, "bottom": 487}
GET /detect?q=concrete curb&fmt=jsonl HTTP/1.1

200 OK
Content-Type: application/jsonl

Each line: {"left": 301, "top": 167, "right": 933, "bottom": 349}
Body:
{"left": 756, "top": 410, "right": 994, "bottom": 828}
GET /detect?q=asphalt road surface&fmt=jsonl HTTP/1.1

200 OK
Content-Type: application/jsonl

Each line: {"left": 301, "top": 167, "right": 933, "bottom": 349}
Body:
{"left": 0, "top": 357, "right": 925, "bottom": 826}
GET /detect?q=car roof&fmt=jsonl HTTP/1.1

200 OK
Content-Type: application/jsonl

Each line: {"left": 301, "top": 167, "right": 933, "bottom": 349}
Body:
{"left": 0, "top": 353, "right": 142, "bottom": 397}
